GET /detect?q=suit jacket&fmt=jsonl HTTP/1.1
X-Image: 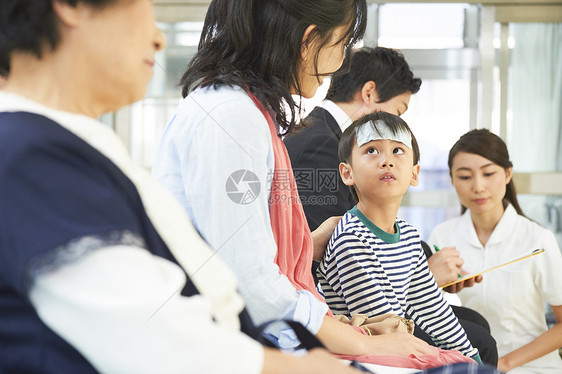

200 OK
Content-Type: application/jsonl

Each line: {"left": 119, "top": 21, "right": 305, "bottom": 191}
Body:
{"left": 284, "top": 106, "right": 355, "bottom": 231}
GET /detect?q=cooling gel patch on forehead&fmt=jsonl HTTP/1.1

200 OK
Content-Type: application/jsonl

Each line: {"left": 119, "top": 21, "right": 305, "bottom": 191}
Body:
{"left": 356, "top": 119, "right": 412, "bottom": 149}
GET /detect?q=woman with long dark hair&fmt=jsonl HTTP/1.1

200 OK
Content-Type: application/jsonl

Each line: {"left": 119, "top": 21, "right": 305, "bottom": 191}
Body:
{"left": 152, "top": 0, "right": 440, "bottom": 361}
{"left": 0, "top": 0, "right": 365, "bottom": 372}
{"left": 429, "top": 129, "right": 562, "bottom": 373}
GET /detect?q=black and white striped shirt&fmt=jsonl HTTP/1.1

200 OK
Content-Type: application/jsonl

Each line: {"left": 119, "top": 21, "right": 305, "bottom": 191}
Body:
{"left": 318, "top": 207, "right": 478, "bottom": 358}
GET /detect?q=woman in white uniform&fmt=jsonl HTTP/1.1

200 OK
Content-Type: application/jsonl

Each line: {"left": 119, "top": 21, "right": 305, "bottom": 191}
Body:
{"left": 429, "top": 129, "right": 562, "bottom": 373}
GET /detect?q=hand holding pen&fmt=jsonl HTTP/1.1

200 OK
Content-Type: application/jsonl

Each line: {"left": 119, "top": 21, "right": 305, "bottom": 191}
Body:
{"left": 433, "top": 245, "right": 463, "bottom": 280}
{"left": 430, "top": 245, "right": 483, "bottom": 293}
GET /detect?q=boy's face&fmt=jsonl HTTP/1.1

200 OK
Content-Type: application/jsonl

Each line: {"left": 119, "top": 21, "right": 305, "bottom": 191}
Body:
{"left": 339, "top": 138, "right": 420, "bottom": 202}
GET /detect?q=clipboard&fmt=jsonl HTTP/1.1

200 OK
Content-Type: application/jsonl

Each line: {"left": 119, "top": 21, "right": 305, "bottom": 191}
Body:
{"left": 440, "top": 248, "right": 545, "bottom": 288}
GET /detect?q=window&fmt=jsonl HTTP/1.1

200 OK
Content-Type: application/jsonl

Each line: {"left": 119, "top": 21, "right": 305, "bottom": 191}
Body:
{"left": 378, "top": 4, "right": 468, "bottom": 49}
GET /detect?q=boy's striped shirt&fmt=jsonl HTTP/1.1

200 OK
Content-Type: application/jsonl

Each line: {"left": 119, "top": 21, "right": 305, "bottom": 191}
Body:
{"left": 317, "top": 207, "right": 478, "bottom": 358}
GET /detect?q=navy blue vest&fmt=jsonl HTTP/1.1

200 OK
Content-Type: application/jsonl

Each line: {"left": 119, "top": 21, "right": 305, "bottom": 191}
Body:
{"left": 0, "top": 112, "right": 257, "bottom": 373}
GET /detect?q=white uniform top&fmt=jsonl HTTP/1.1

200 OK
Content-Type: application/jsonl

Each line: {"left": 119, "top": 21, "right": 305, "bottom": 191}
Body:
{"left": 429, "top": 204, "right": 562, "bottom": 374}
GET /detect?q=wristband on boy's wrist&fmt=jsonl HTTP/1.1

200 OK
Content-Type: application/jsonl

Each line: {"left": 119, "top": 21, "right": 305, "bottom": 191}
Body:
{"left": 472, "top": 353, "right": 483, "bottom": 364}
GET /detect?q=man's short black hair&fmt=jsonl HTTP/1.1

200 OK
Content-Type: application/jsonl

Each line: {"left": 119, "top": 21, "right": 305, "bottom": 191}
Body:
{"left": 326, "top": 46, "right": 421, "bottom": 104}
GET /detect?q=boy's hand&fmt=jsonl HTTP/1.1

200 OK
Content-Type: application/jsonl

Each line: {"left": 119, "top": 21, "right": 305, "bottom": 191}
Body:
{"left": 311, "top": 216, "right": 341, "bottom": 261}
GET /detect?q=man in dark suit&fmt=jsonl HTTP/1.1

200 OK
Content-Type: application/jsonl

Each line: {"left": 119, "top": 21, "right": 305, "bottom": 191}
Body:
{"left": 285, "top": 47, "right": 419, "bottom": 232}
{"left": 285, "top": 47, "right": 498, "bottom": 366}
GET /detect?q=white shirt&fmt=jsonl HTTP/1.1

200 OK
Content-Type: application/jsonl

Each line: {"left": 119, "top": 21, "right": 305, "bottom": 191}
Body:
{"left": 152, "top": 86, "right": 328, "bottom": 349}
{"left": 429, "top": 204, "right": 562, "bottom": 374}
{"left": 321, "top": 100, "right": 353, "bottom": 133}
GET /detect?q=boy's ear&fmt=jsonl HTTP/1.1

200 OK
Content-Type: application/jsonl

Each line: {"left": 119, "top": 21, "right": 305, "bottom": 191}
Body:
{"left": 339, "top": 162, "right": 355, "bottom": 187}
{"left": 410, "top": 164, "right": 421, "bottom": 187}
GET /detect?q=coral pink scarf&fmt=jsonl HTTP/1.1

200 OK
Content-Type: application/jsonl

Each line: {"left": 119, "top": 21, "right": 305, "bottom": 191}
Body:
{"left": 248, "top": 93, "right": 474, "bottom": 369}
{"left": 249, "top": 95, "right": 326, "bottom": 304}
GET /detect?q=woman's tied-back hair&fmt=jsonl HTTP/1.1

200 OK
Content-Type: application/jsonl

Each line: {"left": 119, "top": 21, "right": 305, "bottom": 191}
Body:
{"left": 180, "top": 0, "right": 367, "bottom": 135}
{"left": 448, "top": 129, "right": 525, "bottom": 216}
{"left": 338, "top": 111, "right": 420, "bottom": 202}
{"left": 327, "top": 47, "right": 422, "bottom": 104}
{"left": 0, "top": 0, "right": 116, "bottom": 77}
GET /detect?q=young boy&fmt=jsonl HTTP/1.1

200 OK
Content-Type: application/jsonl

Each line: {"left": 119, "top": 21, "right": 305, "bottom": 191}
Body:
{"left": 317, "top": 111, "right": 481, "bottom": 362}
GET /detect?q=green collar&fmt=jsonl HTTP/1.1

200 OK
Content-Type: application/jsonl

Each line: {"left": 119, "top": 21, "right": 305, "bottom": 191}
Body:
{"left": 349, "top": 206, "right": 400, "bottom": 244}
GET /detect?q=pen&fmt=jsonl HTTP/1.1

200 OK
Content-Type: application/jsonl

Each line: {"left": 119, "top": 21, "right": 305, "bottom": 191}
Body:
{"left": 433, "top": 245, "right": 463, "bottom": 280}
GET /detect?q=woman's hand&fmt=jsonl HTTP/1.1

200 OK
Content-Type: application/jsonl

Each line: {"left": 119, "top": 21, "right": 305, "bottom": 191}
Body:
{"left": 311, "top": 216, "right": 341, "bottom": 261}
{"left": 427, "top": 246, "right": 483, "bottom": 292}
{"left": 317, "top": 315, "right": 434, "bottom": 357}
{"left": 427, "top": 246, "right": 464, "bottom": 287}
{"left": 364, "top": 332, "right": 435, "bottom": 357}
{"left": 442, "top": 273, "right": 483, "bottom": 293}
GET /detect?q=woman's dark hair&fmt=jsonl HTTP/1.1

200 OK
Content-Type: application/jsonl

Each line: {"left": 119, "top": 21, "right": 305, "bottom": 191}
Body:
{"left": 448, "top": 129, "right": 525, "bottom": 216}
{"left": 326, "top": 47, "right": 421, "bottom": 104}
{"left": 338, "top": 111, "right": 420, "bottom": 202}
{"left": 0, "top": 0, "right": 115, "bottom": 76}
{"left": 180, "top": 0, "right": 367, "bottom": 135}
